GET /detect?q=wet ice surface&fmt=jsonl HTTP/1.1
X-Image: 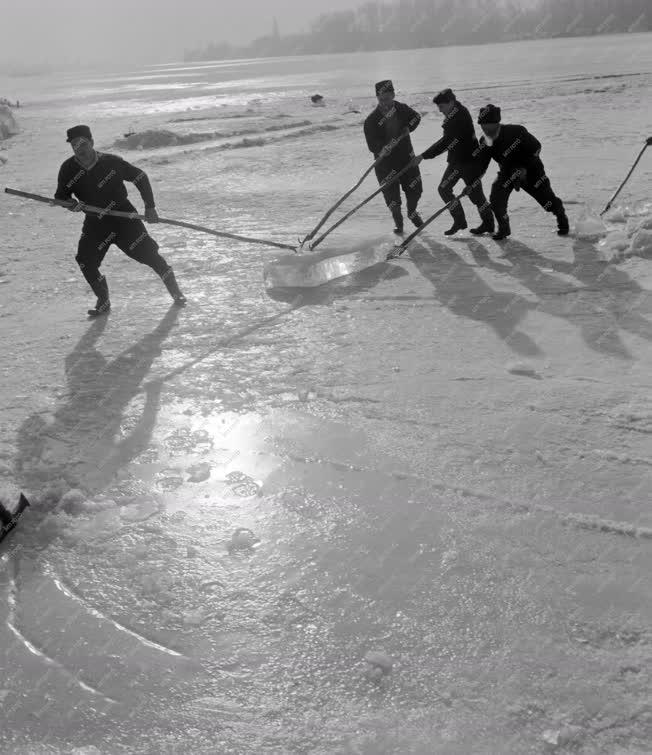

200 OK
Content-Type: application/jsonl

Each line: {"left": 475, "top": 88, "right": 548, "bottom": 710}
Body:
{"left": 3, "top": 225, "right": 652, "bottom": 754}
{"left": 2, "top": 41, "right": 652, "bottom": 755}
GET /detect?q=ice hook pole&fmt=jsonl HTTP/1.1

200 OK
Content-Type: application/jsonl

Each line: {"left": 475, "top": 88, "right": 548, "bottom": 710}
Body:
{"left": 309, "top": 158, "right": 417, "bottom": 251}
{"left": 299, "top": 129, "right": 410, "bottom": 249}
{"left": 386, "top": 187, "right": 471, "bottom": 260}
{"left": 600, "top": 138, "right": 651, "bottom": 217}
{"left": 4, "top": 188, "right": 298, "bottom": 252}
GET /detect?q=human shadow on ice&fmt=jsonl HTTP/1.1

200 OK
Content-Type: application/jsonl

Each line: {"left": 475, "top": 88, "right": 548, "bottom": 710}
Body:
{"left": 15, "top": 305, "right": 182, "bottom": 497}
{"left": 466, "top": 237, "right": 652, "bottom": 360}
{"left": 152, "top": 265, "right": 407, "bottom": 388}
{"left": 409, "top": 239, "right": 541, "bottom": 357}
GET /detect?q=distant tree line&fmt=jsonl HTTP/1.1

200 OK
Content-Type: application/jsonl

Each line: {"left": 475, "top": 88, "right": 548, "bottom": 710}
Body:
{"left": 185, "top": 0, "right": 649, "bottom": 61}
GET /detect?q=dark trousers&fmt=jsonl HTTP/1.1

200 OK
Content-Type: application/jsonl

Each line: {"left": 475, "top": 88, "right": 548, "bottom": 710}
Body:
{"left": 76, "top": 216, "right": 170, "bottom": 288}
{"left": 375, "top": 164, "right": 423, "bottom": 221}
{"left": 438, "top": 161, "right": 493, "bottom": 226}
{"left": 490, "top": 163, "right": 564, "bottom": 227}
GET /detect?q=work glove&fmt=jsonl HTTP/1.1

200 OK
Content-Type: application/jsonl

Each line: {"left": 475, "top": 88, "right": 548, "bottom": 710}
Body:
{"left": 144, "top": 206, "right": 159, "bottom": 223}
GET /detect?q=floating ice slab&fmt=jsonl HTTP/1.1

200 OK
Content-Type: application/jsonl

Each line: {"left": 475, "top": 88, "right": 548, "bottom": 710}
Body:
{"left": 263, "top": 235, "right": 397, "bottom": 289}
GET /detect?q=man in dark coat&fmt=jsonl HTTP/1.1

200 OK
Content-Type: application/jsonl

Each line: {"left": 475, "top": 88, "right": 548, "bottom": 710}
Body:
{"left": 363, "top": 80, "right": 424, "bottom": 234}
{"left": 414, "top": 88, "right": 494, "bottom": 236}
{"left": 55, "top": 124, "right": 186, "bottom": 316}
{"left": 475, "top": 104, "right": 569, "bottom": 241}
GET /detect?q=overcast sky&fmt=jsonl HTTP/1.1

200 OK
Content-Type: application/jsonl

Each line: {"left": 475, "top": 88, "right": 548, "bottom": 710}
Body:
{"left": 0, "top": 0, "right": 362, "bottom": 67}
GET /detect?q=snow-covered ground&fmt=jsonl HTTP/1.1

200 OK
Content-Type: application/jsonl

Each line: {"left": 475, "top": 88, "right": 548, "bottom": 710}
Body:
{"left": 1, "top": 34, "right": 652, "bottom": 754}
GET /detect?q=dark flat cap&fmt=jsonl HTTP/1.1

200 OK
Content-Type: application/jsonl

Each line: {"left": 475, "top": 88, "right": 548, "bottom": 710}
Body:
{"left": 477, "top": 104, "right": 501, "bottom": 124}
{"left": 433, "top": 88, "right": 455, "bottom": 104}
{"left": 66, "top": 125, "right": 92, "bottom": 142}
{"left": 375, "top": 80, "right": 394, "bottom": 96}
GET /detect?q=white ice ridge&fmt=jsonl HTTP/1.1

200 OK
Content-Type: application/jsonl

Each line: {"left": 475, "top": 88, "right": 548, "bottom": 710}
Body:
{"left": 47, "top": 569, "right": 190, "bottom": 659}
{"left": 6, "top": 568, "right": 118, "bottom": 704}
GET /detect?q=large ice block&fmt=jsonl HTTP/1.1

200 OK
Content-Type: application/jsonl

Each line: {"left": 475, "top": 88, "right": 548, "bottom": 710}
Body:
{"left": 263, "top": 235, "right": 397, "bottom": 289}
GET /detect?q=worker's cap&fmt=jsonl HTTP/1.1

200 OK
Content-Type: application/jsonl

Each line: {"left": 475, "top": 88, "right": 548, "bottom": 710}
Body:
{"left": 433, "top": 88, "right": 455, "bottom": 105}
{"left": 477, "top": 104, "right": 501, "bottom": 125}
{"left": 375, "top": 80, "right": 394, "bottom": 96}
{"left": 66, "top": 125, "right": 93, "bottom": 142}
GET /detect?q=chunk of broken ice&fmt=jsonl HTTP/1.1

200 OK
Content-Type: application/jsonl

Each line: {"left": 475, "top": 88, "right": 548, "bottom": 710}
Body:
{"left": 574, "top": 208, "right": 608, "bottom": 239}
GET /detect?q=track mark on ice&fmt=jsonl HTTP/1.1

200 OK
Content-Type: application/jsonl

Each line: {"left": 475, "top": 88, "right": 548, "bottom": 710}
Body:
{"left": 7, "top": 567, "right": 117, "bottom": 704}
{"left": 48, "top": 570, "right": 190, "bottom": 659}
{"left": 6, "top": 620, "right": 118, "bottom": 704}
{"left": 284, "top": 455, "right": 652, "bottom": 540}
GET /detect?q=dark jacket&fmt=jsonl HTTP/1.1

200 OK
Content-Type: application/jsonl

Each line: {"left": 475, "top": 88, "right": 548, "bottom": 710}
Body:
{"left": 55, "top": 152, "right": 155, "bottom": 213}
{"left": 475, "top": 124, "right": 544, "bottom": 176}
{"left": 422, "top": 101, "right": 479, "bottom": 165}
{"left": 364, "top": 101, "right": 421, "bottom": 172}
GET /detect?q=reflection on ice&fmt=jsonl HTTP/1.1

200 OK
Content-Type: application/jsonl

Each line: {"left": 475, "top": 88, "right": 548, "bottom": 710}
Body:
{"left": 263, "top": 236, "right": 397, "bottom": 289}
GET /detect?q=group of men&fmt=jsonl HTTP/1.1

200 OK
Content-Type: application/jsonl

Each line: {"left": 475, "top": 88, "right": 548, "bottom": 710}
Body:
{"left": 364, "top": 79, "right": 569, "bottom": 240}
{"left": 54, "top": 82, "right": 568, "bottom": 317}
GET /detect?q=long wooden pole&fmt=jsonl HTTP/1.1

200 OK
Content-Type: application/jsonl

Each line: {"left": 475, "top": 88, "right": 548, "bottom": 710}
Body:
{"left": 600, "top": 142, "right": 649, "bottom": 216}
{"left": 4, "top": 187, "right": 297, "bottom": 252}
{"left": 300, "top": 129, "right": 410, "bottom": 247}
{"left": 387, "top": 188, "right": 471, "bottom": 259}
{"left": 309, "top": 159, "right": 418, "bottom": 251}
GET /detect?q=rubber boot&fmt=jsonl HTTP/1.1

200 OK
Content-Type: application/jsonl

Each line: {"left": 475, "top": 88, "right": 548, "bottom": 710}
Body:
{"left": 391, "top": 208, "right": 404, "bottom": 235}
{"left": 470, "top": 206, "right": 495, "bottom": 236}
{"left": 160, "top": 268, "right": 187, "bottom": 306}
{"left": 88, "top": 275, "right": 111, "bottom": 317}
{"left": 492, "top": 220, "right": 512, "bottom": 241}
{"left": 409, "top": 211, "right": 424, "bottom": 228}
{"left": 552, "top": 200, "right": 569, "bottom": 236}
{"left": 444, "top": 202, "right": 467, "bottom": 236}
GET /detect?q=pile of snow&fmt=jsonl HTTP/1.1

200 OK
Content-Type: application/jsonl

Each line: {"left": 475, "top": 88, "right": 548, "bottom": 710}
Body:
{"left": 115, "top": 129, "right": 183, "bottom": 149}
{"left": 0, "top": 105, "right": 18, "bottom": 140}
{"left": 114, "top": 121, "right": 313, "bottom": 151}
{"left": 574, "top": 201, "right": 652, "bottom": 262}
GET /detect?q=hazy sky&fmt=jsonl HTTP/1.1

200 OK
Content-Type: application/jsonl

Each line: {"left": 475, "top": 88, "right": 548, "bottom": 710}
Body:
{"left": 1, "top": 0, "right": 358, "bottom": 67}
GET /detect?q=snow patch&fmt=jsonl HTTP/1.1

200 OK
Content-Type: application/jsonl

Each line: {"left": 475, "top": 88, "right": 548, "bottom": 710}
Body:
{"left": 610, "top": 402, "right": 652, "bottom": 433}
{"left": 0, "top": 105, "right": 18, "bottom": 140}
{"left": 113, "top": 120, "right": 313, "bottom": 150}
